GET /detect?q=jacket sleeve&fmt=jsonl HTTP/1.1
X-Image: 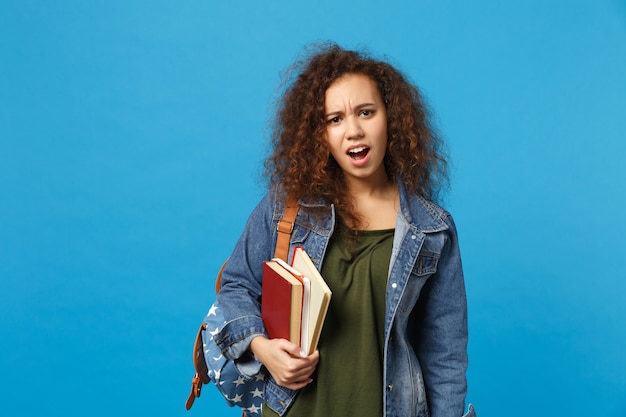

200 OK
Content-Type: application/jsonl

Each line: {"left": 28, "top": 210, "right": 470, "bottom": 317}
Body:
{"left": 414, "top": 214, "right": 469, "bottom": 417}
{"left": 212, "top": 192, "right": 277, "bottom": 373}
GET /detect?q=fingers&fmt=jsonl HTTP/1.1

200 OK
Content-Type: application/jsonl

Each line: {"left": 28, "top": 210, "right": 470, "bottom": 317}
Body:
{"left": 283, "top": 341, "right": 306, "bottom": 358}
{"left": 250, "top": 337, "right": 319, "bottom": 389}
{"left": 281, "top": 377, "right": 313, "bottom": 391}
{"left": 268, "top": 340, "right": 317, "bottom": 386}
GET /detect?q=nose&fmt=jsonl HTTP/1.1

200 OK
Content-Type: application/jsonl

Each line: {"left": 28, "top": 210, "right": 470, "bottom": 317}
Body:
{"left": 345, "top": 116, "right": 364, "bottom": 139}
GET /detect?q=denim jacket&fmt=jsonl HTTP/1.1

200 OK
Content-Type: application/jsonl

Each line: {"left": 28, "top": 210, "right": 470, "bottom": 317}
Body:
{"left": 214, "top": 181, "right": 474, "bottom": 417}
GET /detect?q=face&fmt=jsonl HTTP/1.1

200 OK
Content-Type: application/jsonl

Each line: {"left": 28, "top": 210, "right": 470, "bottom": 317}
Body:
{"left": 324, "top": 73, "right": 388, "bottom": 187}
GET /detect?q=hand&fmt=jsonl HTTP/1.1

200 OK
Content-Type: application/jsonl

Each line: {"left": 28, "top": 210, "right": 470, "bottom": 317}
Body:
{"left": 250, "top": 336, "right": 319, "bottom": 390}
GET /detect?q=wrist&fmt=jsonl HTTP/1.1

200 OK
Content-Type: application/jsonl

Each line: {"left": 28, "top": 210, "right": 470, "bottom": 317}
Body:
{"left": 250, "top": 335, "right": 269, "bottom": 358}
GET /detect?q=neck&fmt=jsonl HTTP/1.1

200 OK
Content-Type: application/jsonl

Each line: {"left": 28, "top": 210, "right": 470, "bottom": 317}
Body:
{"left": 344, "top": 174, "right": 399, "bottom": 231}
{"left": 344, "top": 171, "right": 394, "bottom": 199}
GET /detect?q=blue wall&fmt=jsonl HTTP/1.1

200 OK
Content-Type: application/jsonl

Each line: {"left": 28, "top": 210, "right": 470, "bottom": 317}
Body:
{"left": 1, "top": 1, "right": 625, "bottom": 416}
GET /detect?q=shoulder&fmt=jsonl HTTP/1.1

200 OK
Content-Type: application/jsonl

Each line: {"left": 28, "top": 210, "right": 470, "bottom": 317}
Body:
{"left": 249, "top": 188, "right": 289, "bottom": 215}
{"left": 251, "top": 188, "right": 317, "bottom": 227}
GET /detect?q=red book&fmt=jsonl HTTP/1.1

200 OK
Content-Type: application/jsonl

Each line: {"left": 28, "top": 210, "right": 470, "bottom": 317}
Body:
{"left": 261, "top": 260, "right": 303, "bottom": 344}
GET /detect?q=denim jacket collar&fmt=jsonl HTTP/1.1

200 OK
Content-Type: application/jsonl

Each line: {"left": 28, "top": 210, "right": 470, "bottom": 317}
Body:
{"left": 290, "top": 179, "right": 450, "bottom": 236}
{"left": 396, "top": 180, "right": 449, "bottom": 235}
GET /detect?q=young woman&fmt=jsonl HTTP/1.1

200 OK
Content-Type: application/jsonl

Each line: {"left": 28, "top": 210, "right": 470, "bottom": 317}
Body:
{"left": 213, "top": 44, "right": 475, "bottom": 417}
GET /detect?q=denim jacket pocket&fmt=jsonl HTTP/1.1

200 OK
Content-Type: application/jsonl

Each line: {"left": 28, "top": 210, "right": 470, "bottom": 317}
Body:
{"left": 290, "top": 224, "right": 311, "bottom": 246}
{"left": 412, "top": 251, "right": 440, "bottom": 276}
{"left": 397, "top": 251, "right": 440, "bottom": 315}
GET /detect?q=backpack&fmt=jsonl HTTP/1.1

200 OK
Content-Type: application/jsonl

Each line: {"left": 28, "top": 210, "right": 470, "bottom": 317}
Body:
{"left": 186, "top": 202, "right": 299, "bottom": 415}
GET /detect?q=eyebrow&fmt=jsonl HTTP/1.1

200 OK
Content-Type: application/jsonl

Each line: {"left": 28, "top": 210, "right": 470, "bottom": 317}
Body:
{"left": 324, "top": 102, "right": 376, "bottom": 117}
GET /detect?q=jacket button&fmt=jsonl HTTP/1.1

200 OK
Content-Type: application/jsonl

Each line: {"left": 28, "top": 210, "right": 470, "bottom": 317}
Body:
{"left": 387, "top": 384, "right": 393, "bottom": 391}
{"left": 391, "top": 283, "right": 397, "bottom": 289}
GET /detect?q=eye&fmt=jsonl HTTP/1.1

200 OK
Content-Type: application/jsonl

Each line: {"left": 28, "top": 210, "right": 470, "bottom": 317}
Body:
{"left": 359, "top": 109, "right": 375, "bottom": 117}
{"left": 326, "top": 116, "right": 342, "bottom": 124}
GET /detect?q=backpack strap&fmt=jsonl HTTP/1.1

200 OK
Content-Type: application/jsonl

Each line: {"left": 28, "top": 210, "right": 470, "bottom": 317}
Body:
{"left": 186, "top": 323, "right": 209, "bottom": 410}
{"left": 274, "top": 197, "right": 299, "bottom": 261}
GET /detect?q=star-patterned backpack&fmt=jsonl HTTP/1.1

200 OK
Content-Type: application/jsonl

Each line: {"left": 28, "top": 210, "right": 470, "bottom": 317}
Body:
{"left": 186, "top": 201, "right": 299, "bottom": 415}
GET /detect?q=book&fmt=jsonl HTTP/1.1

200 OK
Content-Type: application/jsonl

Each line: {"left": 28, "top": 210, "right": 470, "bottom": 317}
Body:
{"left": 272, "top": 258, "right": 311, "bottom": 356}
{"left": 261, "top": 260, "right": 304, "bottom": 345}
{"left": 291, "top": 247, "right": 332, "bottom": 356}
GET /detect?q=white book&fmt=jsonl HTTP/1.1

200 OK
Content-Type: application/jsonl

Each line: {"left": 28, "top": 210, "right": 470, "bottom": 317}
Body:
{"left": 290, "top": 247, "right": 332, "bottom": 356}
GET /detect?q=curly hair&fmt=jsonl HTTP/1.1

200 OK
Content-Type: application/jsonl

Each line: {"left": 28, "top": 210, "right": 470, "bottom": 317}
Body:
{"left": 265, "top": 43, "right": 448, "bottom": 228}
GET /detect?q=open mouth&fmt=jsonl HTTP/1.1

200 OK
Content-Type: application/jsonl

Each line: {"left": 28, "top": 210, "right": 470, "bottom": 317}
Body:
{"left": 348, "top": 146, "right": 370, "bottom": 161}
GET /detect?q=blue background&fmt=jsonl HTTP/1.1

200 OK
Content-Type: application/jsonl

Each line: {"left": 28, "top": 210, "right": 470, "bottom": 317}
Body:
{"left": 1, "top": 1, "right": 625, "bottom": 416}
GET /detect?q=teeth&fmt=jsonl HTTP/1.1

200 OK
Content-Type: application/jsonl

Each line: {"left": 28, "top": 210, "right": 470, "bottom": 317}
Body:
{"left": 349, "top": 146, "right": 368, "bottom": 154}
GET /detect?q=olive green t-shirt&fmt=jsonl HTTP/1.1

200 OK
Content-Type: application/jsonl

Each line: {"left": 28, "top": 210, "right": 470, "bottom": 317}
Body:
{"left": 263, "top": 222, "right": 394, "bottom": 417}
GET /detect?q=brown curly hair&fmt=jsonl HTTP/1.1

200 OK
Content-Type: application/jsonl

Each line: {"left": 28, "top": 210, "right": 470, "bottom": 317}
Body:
{"left": 265, "top": 43, "right": 448, "bottom": 228}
